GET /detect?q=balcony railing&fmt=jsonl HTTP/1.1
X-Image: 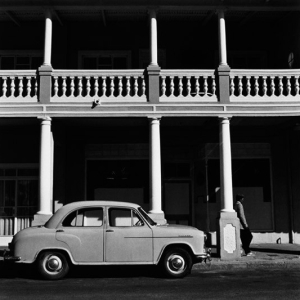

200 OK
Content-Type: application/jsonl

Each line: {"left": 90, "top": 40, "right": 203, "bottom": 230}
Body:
{"left": 230, "top": 69, "right": 300, "bottom": 101}
{"left": 160, "top": 70, "right": 217, "bottom": 101}
{"left": 1, "top": 69, "right": 300, "bottom": 103}
{"left": 51, "top": 70, "right": 147, "bottom": 102}
{"left": 0, "top": 70, "right": 38, "bottom": 102}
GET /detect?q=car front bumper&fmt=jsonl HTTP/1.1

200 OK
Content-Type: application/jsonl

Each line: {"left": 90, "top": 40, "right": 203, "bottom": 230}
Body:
{"left": 195, "top": 248, "right": 211, "bottom": 263}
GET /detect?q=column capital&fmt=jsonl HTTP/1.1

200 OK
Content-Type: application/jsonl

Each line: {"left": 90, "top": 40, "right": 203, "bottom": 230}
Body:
{"left": 148, "top": 116, "right": 162, "bottom": 122}
{"left": 218, "top": 115, "right": 232, "bottom": 122}
{"left": 38, "top": 116, "right": 52, "bottom": 122}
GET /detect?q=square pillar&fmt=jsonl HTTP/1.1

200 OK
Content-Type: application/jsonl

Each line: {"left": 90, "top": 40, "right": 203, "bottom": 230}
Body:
{"left": 217, "top": 212, "right": 241, "bottom": 260}
{"left": 147, "top": 65, "right": 161, "bottom": 104}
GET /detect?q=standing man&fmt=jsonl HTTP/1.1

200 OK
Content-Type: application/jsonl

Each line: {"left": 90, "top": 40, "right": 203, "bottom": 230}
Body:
{"left": 234, "top": 194, "right": 254, "bottom": 256}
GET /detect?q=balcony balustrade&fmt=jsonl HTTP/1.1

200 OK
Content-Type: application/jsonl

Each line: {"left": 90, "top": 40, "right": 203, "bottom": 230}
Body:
{"left": 0, "top": 69, "right": 300, "bottom": 104}
{"left": 160, "top": 70, "right": 217, "bottom": 101}
{"left": 230, "top": 70, "right": 300, "bottom": 101}
{"left": 52, "top": 70, "right": 147, "bottom": 103}
{"left": 0, "top": 70, "right": 38, "bottom": 102}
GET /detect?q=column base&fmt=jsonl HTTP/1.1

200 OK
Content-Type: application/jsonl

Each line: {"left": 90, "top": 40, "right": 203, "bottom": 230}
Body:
{"left": 217, "top": 211, "right": 241, "bottom": 260}
{"left": 32, "top": 214, "right": 53, "bottom": 226}
{"left": 147, "top": 212, "right": 167, "bottom": 225}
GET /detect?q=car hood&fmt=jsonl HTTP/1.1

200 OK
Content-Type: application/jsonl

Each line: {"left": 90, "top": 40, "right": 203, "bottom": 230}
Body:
{"left": 152, "top": 223, "right": 204, "bottom": 238}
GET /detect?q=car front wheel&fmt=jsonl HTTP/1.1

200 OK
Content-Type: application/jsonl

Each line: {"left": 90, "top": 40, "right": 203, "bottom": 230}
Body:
{"left": 162, "top": 247, "right": 192, "bottom": 278}
{"left": 37, "top": 251, "right": 69, "bottom": 280}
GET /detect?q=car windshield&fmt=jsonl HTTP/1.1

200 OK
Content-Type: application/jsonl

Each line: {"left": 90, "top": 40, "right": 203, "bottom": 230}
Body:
{"left": 138, "top": 207, "right": 156, "bottom": 226}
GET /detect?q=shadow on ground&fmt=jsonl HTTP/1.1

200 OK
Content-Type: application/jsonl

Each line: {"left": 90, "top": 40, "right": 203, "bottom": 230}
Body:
{"left": 0, "top": 260, "right": 163, "bottom": 280}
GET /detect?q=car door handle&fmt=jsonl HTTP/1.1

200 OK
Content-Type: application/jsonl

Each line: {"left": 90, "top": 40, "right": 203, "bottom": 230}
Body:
{"left": 106, "top": 230, "right": 114, "bottom": 233}
{"left": 56, "top": 229, "right": 64, "bottom": 233}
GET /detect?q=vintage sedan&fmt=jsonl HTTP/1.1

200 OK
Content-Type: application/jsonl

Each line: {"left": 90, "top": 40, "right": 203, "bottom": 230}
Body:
{"left": 4, "top": 201, "right": 210, "bottom": 280}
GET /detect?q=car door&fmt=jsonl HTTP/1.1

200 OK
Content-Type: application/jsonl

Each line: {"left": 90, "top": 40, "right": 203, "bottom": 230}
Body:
{"left": 55, "top": 207, "right": 104, "bottom": 262}
{"left": 105, "top": 207, "right": 153, "bottom": 262}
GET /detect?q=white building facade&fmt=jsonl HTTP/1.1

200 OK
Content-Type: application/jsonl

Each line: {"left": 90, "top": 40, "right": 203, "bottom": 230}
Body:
{"left": 0, "top": 0, "right": 300, "bottom": 260}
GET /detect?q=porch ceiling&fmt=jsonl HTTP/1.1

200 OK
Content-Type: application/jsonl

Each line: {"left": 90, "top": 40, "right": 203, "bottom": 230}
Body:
{"left": 0, "top": 1, "right": 299, "bottom": 24}
{"left": 0, "top": 117, "right": 298, "bottom": 131}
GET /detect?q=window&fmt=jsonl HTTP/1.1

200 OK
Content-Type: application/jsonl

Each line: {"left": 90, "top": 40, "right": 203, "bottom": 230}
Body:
{"left": 0, "top": 166, "right": 38, "bottom": 236}
{"left": 0, "top": 51, "right": 43, "bottom": 70}
{"left": 80, "top": 51, "right": 131, "bottom": 69}
{"left": 62, "top": 208, "right": 103, "bottom": 227}
{"left": 109, "top": 208, "right": 144, "bottom": 227}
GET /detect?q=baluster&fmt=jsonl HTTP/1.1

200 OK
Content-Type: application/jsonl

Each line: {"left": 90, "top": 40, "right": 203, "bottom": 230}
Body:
{"left": 246, "top": 76, "right": 251, "bottom": 96}
{"left": 230, "top": 77, "right": 234, "bottom": 96}
{"left": 34, "top": 78, "right": 38, "bottom": 96}
{"left": 53, "top": 77, "right": 58, "bottom": 97}
{"left": 26, "top": 76, "right": 31, "bottom": 97}
{"left": 2, "top": 77, "right": 7, "bottom": 97}
{"left": 102, "top": 76, "right": 107, "bottom": 97}
{"left": 254, "top": 76, "right": 259, "bottom": 96}
{"left": 78, "top": 77, "right": 83, "bottom": 97}
{"left": 195, "top": 77, "right": 200, "bottom": 97}
{"left": 109, "top": 76, "right": 114, "bottom": 96}
{"left": 86, "top": 76, "right": 91, "bottom": 97}
{"left": 270, "top": 76, "right": 275, "bottom": 96}
{"left": 262, "top": 76, "right": 267, "bottom": 96}
{"left": 18, "top": 77, "right": 23, "bottom": 97}
{"left": 286, "top": 76, "right": 291, "bottom": 96}
{"left": 134, "top": 76, "right": 138, "bottom": 96}
{"left": 170, "top": 77, "right": 175, "bottom": 96}
{"left": 178, "top": 77, "right": 183, "bottom": 96}
{"left": 161, "top": 76, "right": 166, "bottom": 96}
{"left": 238, "top": 76, "right": 243, "bottom": 96}
{"left": 94, "top": 77, "right": 99, "bottom": 97}
{"left": 212, "top": 77, "right": 216, "bottom": 96}
{"left": 295, "top": 76, "right": 300, "bottom": 95}
{"left": 62, "top": 77, "right": 67, "bottom": 96}
{"left": 10, "top": 77, "right": 16, "bottom": 97}
{"left": 142, "top": 77, "right": 146, "bottom": 96}
{"left": 126, "top": 76, "right": 130, "bottom": 96}
{"left": 116, "top": 76, "right": 122, "bottom": 97}
{"left": 203, "top": 76, "right": 208, "bottom": 95}
{"left": 70, "top": 77, "right": 75, "bottom": 97}
{"left": 278, "top": 76, "right": 283, "bottom": 96}
{"left": 186, "top": 76, "right": 191, "bottom": 97}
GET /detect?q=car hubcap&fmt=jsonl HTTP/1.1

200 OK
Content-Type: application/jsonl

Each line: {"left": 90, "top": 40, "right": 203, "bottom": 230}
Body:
{"left": 168, "top": 254, "right": 185, "bottom": 273}
{"left": 46, "top": 255, "right": 62, "bottom": 272}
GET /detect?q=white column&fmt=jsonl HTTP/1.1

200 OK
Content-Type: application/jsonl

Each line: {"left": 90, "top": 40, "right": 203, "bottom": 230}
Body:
{"left": 149, "top": 10, "right": 158, "bottom": 66}
{"left": 43, "top": 9, "right": 52, "bottom": 66}
{"left": 218, "top": 10, "right": 228, "bottom": 66}
{"left": 149, "top": 118, "right": 163, "bottom": 214}
{"left": 219, "top": 117, "right": 234, "bottom": 212}
{"left": 37, "top": 117, "right": 53, "bottom": 215}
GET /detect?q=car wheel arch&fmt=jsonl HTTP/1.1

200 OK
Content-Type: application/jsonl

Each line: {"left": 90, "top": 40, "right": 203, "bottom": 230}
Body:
{"left": 157, "top": 243, "right": 194, "bottom": 264}
{"left": 35, "top": 248, "right": 74, "bottom": 265}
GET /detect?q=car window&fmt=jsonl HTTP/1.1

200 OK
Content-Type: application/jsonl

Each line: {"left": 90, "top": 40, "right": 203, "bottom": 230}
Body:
{"left": 62, "top": 208, "right": 103, "bottom": 227}
{"left": 109, "top": 208, "right": 144, "bottom": 227}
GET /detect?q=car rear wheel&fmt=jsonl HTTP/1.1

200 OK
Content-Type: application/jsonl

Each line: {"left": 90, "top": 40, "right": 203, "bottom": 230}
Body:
{"left": 37, "top": 251, "right": 69, "bottom": 280}
{"left": 162, "top": 247, "right": 192, "bottom": 278}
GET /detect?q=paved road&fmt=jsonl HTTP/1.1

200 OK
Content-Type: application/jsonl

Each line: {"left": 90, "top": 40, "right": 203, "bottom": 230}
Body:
{"left": 1, "top": 264, "right": 300, "bottom": 300}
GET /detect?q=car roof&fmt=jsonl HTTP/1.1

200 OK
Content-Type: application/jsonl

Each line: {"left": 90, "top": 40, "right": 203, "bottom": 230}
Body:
{"left": 45, "top": 200, "right": 142, "bottom": 228}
